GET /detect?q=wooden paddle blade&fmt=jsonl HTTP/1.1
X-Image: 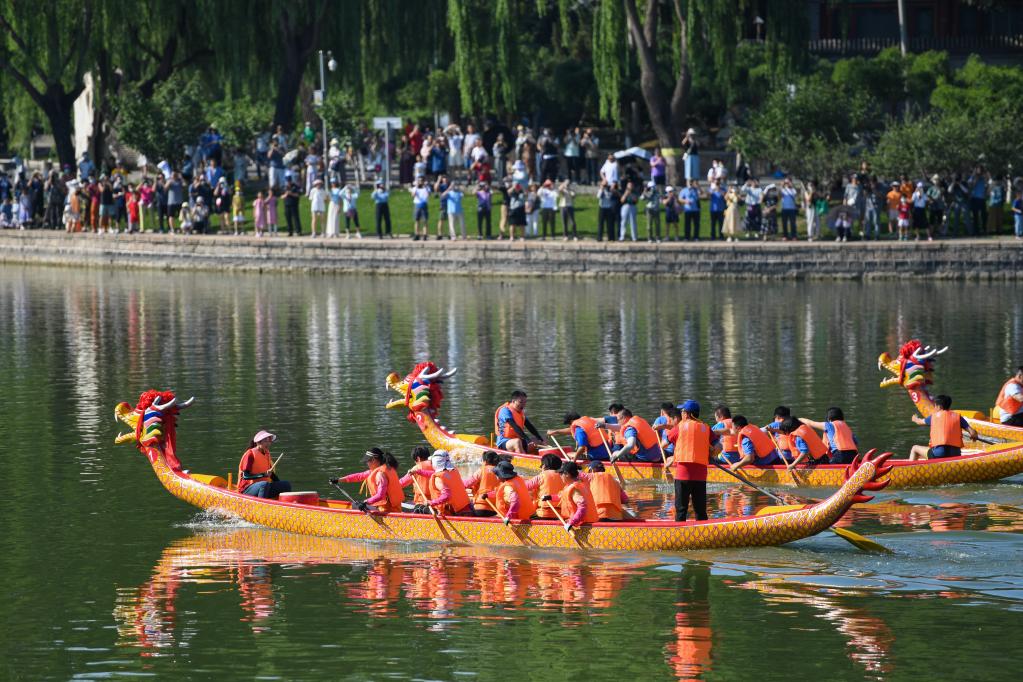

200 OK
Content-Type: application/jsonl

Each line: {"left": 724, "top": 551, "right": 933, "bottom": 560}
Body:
{"left": 755, "top": 504, "right": 807, "bottom": 516}
{"left": 830, "top": 526, "right": 893, "bottom": 553}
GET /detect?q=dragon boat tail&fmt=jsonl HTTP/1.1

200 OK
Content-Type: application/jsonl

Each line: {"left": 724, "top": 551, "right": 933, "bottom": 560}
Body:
{"left": 115, "top": 389, "right": 890, "bottom": 552}
{"left": 387, "top": 360, "right": 1023, "bottom": 489}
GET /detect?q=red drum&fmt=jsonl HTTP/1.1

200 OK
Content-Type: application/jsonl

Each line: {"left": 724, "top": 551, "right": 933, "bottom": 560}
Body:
{"left": 278, "top": 491, "right": 319, "bottom": 505}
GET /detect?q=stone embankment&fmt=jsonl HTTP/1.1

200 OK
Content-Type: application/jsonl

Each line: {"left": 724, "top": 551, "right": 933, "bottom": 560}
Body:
{"left": 1, "top": 231, "right": 1020, "bottom": 279}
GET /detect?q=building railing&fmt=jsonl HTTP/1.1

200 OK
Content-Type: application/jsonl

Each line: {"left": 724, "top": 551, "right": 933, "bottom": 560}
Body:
{"left": 809, "top": 34, "right": 1023, "bottom": 55}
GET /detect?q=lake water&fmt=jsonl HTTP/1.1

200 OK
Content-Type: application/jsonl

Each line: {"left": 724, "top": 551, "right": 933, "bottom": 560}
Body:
{"left": 1, "top": 265, "right": 1022, "bottom": 681}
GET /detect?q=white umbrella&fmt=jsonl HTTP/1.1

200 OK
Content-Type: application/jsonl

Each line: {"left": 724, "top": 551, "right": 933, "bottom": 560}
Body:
{"left": 613, "top": 146, "right": 652, "bottom": 161}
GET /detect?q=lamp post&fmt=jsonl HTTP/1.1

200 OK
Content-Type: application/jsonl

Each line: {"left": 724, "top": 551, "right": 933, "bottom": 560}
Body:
{"left": 754, "top": 16, "right": 764, "bottom": 42}
{"left": 318, "top": 50, "right": 337, "bottom": 161}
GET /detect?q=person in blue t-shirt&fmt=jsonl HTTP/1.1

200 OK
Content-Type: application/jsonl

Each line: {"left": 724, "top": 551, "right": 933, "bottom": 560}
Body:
{"left": 909, "top": 394, "right": 978, "bottom": 460}
{"left": 651, "top": 401, "right": 676, "bottom": 456}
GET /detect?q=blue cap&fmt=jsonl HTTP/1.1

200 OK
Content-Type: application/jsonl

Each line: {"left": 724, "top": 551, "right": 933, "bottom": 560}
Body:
{"left": 678, "top": 400, "right": 700, "bottom": 414}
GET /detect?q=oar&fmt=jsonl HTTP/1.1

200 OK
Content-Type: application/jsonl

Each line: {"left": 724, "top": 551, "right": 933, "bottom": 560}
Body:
{"left": 964, "top": 430, "right": 997, "bottom": 446}
{"left": 767, "top": 431, "right": 801, "bottom": 486}
{"left": 711, "top": 461, "right": 890, "bottom": 553}
{"left": 656, "top": 438, "right": 673, "bottom": 480}
{"left": 408, "top": 472, "right": 439, "bottom": 517}
{"left": 597, "top": 429, "right": 628, "bottom": 487}
{"left": 328, "top": 478, "right": 370, "bottom": 513}
{"left": 545, "top": 500, "right": 576, "bottom": 535}
{"left": 483, "top": 495, "right": 513, "bottom": 526}
{"left": 550, "top": 435, "right": 573, "bottom": 461}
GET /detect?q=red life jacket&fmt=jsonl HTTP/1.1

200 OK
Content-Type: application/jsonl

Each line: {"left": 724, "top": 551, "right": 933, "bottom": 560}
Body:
{"left": 571, "top": 416, "right": 604, "bottom": 448}
{"left": 622, "top": 415, "right": 659, "bottom": 453}
{"left": 429, "top": 469, "right": 472, "bottom": 515}
{"left": 368, "top": 466, "right": 405, "bottom": 513}
{"left": 496, "top": 476, "right": 536, "bottom": 520}
{"left": 534, "top": 470, "right": 564, "bottom": 519}
{"left": 674, "top": 420, "right": 711, "bottom": 475}
{"left": 495, "top": 402, "right": 526, "bottom": 440}
{"left": 560, "top": 480, "right": 598, "bottom": 524}
{"left": 717, "top": 418, "right": 736, "bottom": 452}
{"left": 588, "top": 472, "right": 624, "bottom": 520}
{"left": 996, "top": 379, "right": 1023, "bottom": 417}
{"left": 472, "top": 465, "right": 501, "bottom": 511}
{"left": 408, "top": 463, "right": 434, "bottom": 504}
{"left": 237, "top": 448, "right": 271, "bottom": 494}
{"left": 929, "top": 411, "right": 964, "bottom": 448}
{"left": 791, "top": 424, "right": 829, "bottom": 460}
{"left": 826, "top": 420, "right": 857, "bottom": 452}
{"left": 738, "top": 425, "right": 775, "bottom": 458}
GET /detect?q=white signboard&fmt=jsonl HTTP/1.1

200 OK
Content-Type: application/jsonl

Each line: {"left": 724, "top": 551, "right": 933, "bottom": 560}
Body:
{"left": 372, "top": 117, "right": 402, "bottom": 130}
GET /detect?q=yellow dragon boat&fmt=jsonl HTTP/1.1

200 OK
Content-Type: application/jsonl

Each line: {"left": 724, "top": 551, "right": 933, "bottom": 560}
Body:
{"left": 386, "top": 357, "right": 1023, "bottom": 489}
{"left": 114, "top": 389, "right": 889, "bottom": 553}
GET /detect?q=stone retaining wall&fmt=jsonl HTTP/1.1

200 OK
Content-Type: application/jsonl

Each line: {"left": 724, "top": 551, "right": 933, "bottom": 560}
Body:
{"left": 1, "top": 231, "right": 1021, "bottom": 279}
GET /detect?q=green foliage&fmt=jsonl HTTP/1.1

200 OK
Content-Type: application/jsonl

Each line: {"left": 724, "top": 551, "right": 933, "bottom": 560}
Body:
{"left": 206, "top": 99, "right": 274, "bottom": 150}
{"left": 591, "top": 0, "right": 624, "bottom": 123}
{"left": 731, "top": 75, "right": 879, "bottom": 182}
{"left": 115, "top": 73, "right": 208, "bottom": 164}
{"left": 318, "top": 90, "right": 360, "bottom": 148}
{"left": 930, "top": 55, "right": 1023, "bottom": 118}
{"left": 830, "top": 48, "right": 949, "bottom": 115}
{"left": 869, "top": 112, "right": 1022, "bottom": 178}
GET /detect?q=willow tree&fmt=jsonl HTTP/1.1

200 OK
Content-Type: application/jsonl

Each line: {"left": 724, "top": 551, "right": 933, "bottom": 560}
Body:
{"left": 0, "top": 0, "right": 96, "bottom": 166}
{"left": 594, "top": 0, "right": 808, "bottom": 183}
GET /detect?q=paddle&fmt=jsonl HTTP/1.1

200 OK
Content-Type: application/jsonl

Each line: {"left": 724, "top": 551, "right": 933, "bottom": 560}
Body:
{"left": 710, "top": 460, "right": 890, "bottom": 553}
{"left": 550, "top": 435, "right": 573, "bottom": 461}
{"left": 328, "top": 477, "right": 371, "bottom": 513}
{"left": 408, "top": 472, "right": 439, "bottom": 518}
{"left": 597, "top": 428, "right": 628, "bottom": 487}
{"left": 656, "top": 436, "right": 673, "bottom": 480}
{"left": 964, "top": 429, "right": 997, "bottom": 446}
{"left": 767, "top": 431, "right": 801, "bottom": 486}
{"left": 545, "top": 500, "right": 576, "bottom": 535}
{"left": 483, "top": 495, "right": 513, "bottom": 526}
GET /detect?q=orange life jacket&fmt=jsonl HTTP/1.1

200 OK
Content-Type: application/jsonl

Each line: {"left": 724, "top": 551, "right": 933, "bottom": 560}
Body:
{"left": 495, "top": 402, "right": 526, "bottom": 440}
{"left": 791, "top": 424, "right": 829, "bottom": 460}
{"left": 237, "top": 447, "right": 271, "bottom": 494}
{"left": 771, "top": 424, "right": 791, "bottom": 452}
{"left": 534, "top": 470, "right": 565, "bottom": 519}
{"left": 561, "top": 480, "right": 599, "bottom": 524}
{"left": 472, "top": 465, "right": 501, "bottom": 511}
{"left": 408, "top": 463, "right": 435, "bottom": 504}
{"left": 496, "top": 476, "right": 537, "bottom": 520}
{"left": 622, "top": 415, "right": 659, "bottom": 453}
{"left": 738, "top": 424, "right": 775, "bottom": 458}
{"left": 429, "top": 469, "right": 472, "bottom": 514}
{"left": 717, "top": 418, "right": 737, "bottom": 452}
{"left": 996, "top": 379, "right": 1023, "bottom": 417}
{"left": 571, "top": 416, "right": 604, "bottom": 448}
{"left": 825, "top": 420, "right": 857, "bottom": 452}
{"left": 929, "top": 411, "right": 964, "bottom": 448}
{"left": 674, "top": 420, "right": 711, "bottom": 474}
{"left": 368, "top": 466, "right": 405, "bottom": 513}
{"left": 588, "top": 472, "right": 624, "bottom": 520}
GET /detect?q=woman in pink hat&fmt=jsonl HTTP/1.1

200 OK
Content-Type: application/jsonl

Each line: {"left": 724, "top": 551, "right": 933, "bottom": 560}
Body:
{"left": 237, "top": 430, "right": 291, "bottom": 498}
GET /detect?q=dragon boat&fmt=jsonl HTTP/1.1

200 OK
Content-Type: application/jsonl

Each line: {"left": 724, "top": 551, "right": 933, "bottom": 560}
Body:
{"left": 386, "top": 359, "right": 1023, "bottom": 489}
{"left": 114, "top": 388, "right": 890, "bottom": 553}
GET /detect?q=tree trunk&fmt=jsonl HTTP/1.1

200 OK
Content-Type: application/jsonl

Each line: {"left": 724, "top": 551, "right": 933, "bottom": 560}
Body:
{"left": 272, "top": 49, "right": 305, "bottom": 131}
{"left": 43, "top": 91, "right": 77, "bottom": 169}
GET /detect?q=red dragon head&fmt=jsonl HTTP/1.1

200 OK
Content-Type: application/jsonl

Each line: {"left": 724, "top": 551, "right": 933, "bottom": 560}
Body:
{"left": 114, "top": 390, "right": 194, "bottom": 470}
{"left": 384, "top": 362, "right": 458, "bottom": 421}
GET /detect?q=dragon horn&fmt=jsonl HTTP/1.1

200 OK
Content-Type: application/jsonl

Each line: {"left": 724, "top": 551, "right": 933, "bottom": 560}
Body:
{"left": 418, "top": 367, "right": 443, "bottom": 381}
{"left": 935, "top": 346, "right": 948, "bottom": 355}
{"left": 444, "top": 367, "right": 458, "bottom": 377}
{"left": 178, "top": 396, "right": 195, "bottom": 409}
{"left": 151, "top": 396, "right": 176, "bottom": 411}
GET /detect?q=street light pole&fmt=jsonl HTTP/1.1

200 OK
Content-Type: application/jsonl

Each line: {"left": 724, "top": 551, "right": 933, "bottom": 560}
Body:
{"left": 318, "top": 50, "right": 328, "bottom": 161}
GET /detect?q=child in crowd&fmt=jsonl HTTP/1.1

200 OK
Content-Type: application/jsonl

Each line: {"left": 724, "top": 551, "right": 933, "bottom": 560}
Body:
{"left": 232, "top": 183, "right": 245, "bottom": 235}
{"left": 0, "top": 196, "right": 14, "bottom": 228}
{"left": 265, "top": 187, "right": 278, "bottom": 235}
{"left": 126, "top": 186, "right": 140, "bottom": 234}
{"left": 341, "top": 182, "right": 361, "bottom": 238}
{"left": 179, "top": 203, "right": 193, "bottom": 235}
{"left": 897, "top": 194, "right": 911, "bottom": 242}
{"left": 253, "top": 191, "right": 266, "bottom": 237}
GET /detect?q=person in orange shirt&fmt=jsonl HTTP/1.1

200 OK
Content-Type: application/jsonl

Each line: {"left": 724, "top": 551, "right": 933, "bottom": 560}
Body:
{"left": 665, "top": 402, "right": 720, "bottom": 522}
{"left": 481, "top": 461, "right": 536, "bottom": 523}
{"left": 337, "top": 448, "right": 404, "bottom": 512}
{"left": 237, "top": 430, "right": 291, "bottom": 498}
{"left": 885, "top": 181, "right": 901, "bottom": 236}
{"left": 994, "top": 366, "right": 1023, "bottom": 427}
{"left": 398, "top": 445, "right": 433, "bottom": 513}
{"left": 525, "top": 454, "right": 566, "bottom": 519}
{"left": 909, "top": 394, "right": 978, "bottom": 460}
{"left": 580, "top": 461, "right": 629, "bottom": 521}
{"left": 463, "top": 450, "right": 502, "bottom": 516}
{"left": 542, "top": 461, "right": 598, "bottom": 531}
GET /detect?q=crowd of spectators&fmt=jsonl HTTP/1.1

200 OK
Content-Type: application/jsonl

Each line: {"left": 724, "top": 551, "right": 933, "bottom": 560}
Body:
{"left": 3, "top": 120, "right": 1021, "bottom": 242}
